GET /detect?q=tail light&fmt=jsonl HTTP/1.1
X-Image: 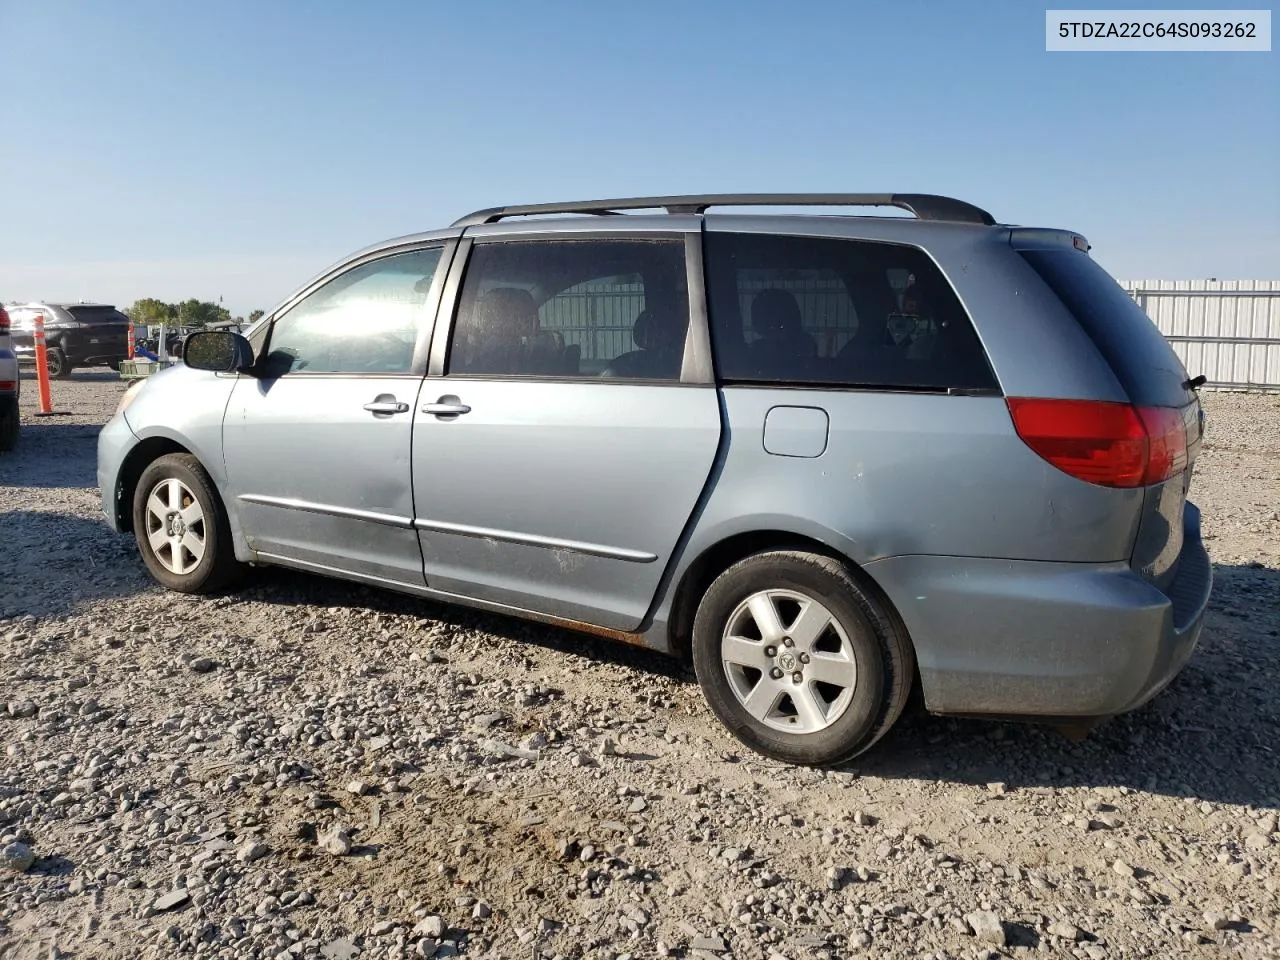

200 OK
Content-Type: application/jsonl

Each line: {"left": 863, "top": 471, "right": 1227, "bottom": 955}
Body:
{"left": 0, "top": 308, "right": 9, "bottom": 332}
{"left": 1007, "top": 397, "right": 1189, "bottom": 488}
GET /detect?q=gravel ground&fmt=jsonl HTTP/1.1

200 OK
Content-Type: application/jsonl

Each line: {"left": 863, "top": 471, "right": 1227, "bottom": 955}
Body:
{"left": 2, "top": 372, "right": 1278, "bottom": 960}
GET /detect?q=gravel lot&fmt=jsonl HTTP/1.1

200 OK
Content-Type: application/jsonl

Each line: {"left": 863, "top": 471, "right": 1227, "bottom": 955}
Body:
{"left": 2, "top": 372, "right": 1278, "bottom": 960}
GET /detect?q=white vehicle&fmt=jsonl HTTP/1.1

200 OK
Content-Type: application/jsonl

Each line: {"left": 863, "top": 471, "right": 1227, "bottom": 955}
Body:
{"left": 0, "top": 305, "right": 19, "bottom": 452}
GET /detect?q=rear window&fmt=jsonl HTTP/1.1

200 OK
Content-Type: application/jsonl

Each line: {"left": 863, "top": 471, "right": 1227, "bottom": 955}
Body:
{"left": 67, "top": 306, "right": 130, "bottom": 326}
{"left": 1019, "top": 250, "right": 1194, "bottom": 409}
{"left": 704, "top": 232, "right": 998, "bottom": 392}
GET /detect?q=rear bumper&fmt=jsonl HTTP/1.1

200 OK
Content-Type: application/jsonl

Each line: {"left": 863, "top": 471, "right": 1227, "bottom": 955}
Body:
{"left": 865, "top": 502, "right": 1212, "bottom": 718}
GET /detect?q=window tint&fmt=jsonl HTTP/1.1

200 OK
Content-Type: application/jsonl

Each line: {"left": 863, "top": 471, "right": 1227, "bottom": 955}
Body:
{"left": 67, "top": 306, "right": 130, "bottom": 326}
{"left": 705, "top": 232, "right": 997, "bottom": 392}
{"left": 1020, "top": 249, "right": 1194, "bottom": 409}
{"left": 449, "top": 239, "right": 688, "bottom": 380}
{"left": 264, "top": 247, "right": 443, "bottom": 375}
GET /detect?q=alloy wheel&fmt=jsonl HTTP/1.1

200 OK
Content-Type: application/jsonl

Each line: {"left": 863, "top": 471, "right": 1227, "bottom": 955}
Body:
{"left": 143, "top": 477, "right": 207, "bottom": 575}
{"left": 720, "top": 589, "right": 859, "bottom": 734}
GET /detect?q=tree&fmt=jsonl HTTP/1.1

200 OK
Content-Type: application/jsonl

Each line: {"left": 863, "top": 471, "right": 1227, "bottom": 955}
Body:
{"left": 248, "top": 309, "right": 265, "bottom": 325}
{"left": 125, "top": 298, "right": 174, "bottom": 326}
{"left": 175, "top": 299, "right": 232, "bottom": 329}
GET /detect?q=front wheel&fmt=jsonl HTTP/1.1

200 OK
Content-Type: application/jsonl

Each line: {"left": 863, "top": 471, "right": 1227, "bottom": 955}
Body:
{"left": 692, "top": 550, "right": 914, "bottom": 766}
{"left": 132, "top": 453, "right": 242, "bottom": 593}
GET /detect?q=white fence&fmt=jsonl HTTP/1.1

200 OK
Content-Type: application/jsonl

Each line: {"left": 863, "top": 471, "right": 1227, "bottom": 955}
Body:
{"left": 1120, "top": 279, "right": 1280, "bottom": 391}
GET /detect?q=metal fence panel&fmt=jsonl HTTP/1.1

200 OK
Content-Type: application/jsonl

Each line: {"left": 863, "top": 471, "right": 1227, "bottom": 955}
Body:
{"left": 1120, "top": 280, "right": 1280, "bottom": 391}
{"left": 538, "top": 283, "right": 647, "bottom": 361}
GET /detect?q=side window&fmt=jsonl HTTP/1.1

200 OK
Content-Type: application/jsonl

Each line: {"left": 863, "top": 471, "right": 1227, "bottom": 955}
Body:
{"left": 705, "top": 232, "right": 997, "bottom": 392}
{"left": 448, "top": 239, "right": 689, "bottom": 380}
{"left": 263, "top": 246, "right": 443, "bottom": 375}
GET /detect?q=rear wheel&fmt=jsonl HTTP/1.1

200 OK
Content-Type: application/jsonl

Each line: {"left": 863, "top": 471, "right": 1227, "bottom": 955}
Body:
{"left": 132, "top": 453, "right": 242, "bottom": 593}
{"left": 46, "top": 346, "right": 71, "bottom": 379}
{"left": 0, "top": 396, "right": 18, "bottom": 453}
{"left": 692, "top": 550, "right": 914, "bottom": 766}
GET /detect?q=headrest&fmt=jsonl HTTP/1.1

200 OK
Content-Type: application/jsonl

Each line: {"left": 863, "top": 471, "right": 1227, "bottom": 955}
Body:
{"left": 475, "top": 287, "right": 538, "bottom": 337}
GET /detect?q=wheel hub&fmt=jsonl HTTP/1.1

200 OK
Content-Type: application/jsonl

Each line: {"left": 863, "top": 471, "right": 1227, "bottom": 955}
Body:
{"left": 166, "top": 513, "right": 187, "bottom": 537}
{"left": 777, "top": 651, "right": 798, "bottom": 672}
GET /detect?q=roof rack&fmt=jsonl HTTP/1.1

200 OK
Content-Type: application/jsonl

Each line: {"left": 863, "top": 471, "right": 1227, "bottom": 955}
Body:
{"left": 452, "top": 193, "right": 996, "bottom": 228}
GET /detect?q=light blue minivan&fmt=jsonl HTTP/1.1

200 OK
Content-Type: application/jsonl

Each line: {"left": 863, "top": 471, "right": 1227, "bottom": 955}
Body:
{"left": 98, "top": 194, "right": 1212, "bottom": 765}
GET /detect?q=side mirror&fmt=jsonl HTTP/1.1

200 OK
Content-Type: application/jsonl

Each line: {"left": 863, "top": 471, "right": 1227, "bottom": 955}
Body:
{"left": 183, "top": 330, "right": 255, "bottom": 373}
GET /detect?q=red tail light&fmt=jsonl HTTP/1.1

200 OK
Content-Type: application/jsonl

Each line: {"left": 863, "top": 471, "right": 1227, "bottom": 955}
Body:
{"left": 1007, "top": 397, "right": 1188, "bottom": 488}
{"left": 1137, "top": 406, "right": 1189, "bottom": 481}
{"left": 0, "top": 308, "right": 9, "bottom": 332}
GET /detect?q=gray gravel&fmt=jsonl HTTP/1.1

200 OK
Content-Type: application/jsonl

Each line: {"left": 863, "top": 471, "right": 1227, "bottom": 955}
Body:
{"left": 2, "top": 372, "right": 1278, "bottom": 959}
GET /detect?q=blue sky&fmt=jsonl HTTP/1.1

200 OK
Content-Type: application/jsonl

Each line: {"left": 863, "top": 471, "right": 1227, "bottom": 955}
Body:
{"left": 1, "top": 0, "right": 1276, "bottom": 316}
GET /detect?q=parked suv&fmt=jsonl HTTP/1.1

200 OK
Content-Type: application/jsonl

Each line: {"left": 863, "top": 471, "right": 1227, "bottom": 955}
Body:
{"left": 97, "top": 194, "right": 1212, "bottom": 765}
{"left": 8, "top": 302, "right": 131, "bottom": 378}
{"left": 0, "top": 306, "right": 18, "bottom": 451}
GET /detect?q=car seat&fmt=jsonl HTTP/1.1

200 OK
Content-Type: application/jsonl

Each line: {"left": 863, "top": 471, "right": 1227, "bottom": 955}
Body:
{"left": 603, "top": 309, "right": 684, "bottom": 378}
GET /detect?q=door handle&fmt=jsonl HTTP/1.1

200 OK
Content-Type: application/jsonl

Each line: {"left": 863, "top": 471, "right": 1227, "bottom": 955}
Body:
{"left": 363, "top": 399, "right": 410, "bottom": 415}
{"left": 422, "top": 395, "right": 471, "bottom": 417}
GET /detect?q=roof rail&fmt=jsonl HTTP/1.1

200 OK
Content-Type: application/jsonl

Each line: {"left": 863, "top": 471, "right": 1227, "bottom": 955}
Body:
{"left": 452, "top": 193, "right": 996, "bottom": 228}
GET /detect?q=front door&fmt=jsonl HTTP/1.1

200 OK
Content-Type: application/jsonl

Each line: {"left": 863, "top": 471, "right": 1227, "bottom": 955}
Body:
{"left": 222, "top": 242, "right": 451, "bottom": 586}
{"left": 411, "top": 234, "right": 722, "bottom": 630}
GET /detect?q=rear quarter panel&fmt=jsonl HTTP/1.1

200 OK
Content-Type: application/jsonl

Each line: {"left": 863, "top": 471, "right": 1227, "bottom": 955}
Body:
{"left": 692, "top": 388, "right": 1144, "bottom": 566}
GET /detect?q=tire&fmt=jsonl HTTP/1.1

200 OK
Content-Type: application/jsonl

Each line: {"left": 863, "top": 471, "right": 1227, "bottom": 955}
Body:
{"left": 0, "top": 396, "right": 18, "bottom": 453}
{"left": 46, "top": 346, "right": 72, "bottom": 379}
{"left": 132, "top": 453, "right": 242, "bottom": 593}
{"left": 692, "top": 550, "right": 914, "bottom": 766}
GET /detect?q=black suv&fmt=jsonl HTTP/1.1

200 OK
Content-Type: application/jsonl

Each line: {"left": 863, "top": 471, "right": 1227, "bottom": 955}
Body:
{"left": 8, "top": 302, "right": 131, "bottom": 378}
